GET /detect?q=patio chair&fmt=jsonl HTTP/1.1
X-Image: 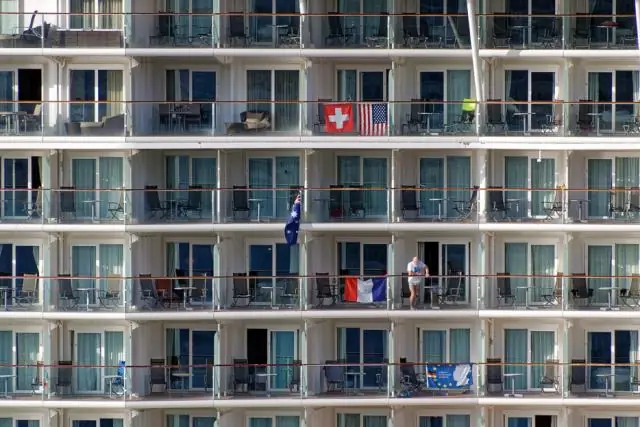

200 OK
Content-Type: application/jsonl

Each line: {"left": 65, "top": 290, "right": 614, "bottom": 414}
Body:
{"left": 191, "top": 273, "right": 209, "bottom": 305}
{"left": 149, "top": 358, "right": 167, "bottom": 393}
{"left": 399, "top": 359, "right": 424, "bottom": 396}
{"left": 541, "top": 273, "right": 563, "bottom": 306}
{"left": 486, "top": 358, "right": 503, "bottom": 393}
{"left": 619, "top": 274, "right": 640, "bottom": 308}
{"left": 441, "top": 271, "right": 464, "bottom": 304}
{"left": 348, "top": 186, "right": 365, "bottom": 218}
{"left": 576, "top": 100, "right": 595, "bottom": 133}
{"left": 14, "top": 274, "right": 38, "bottom": 306}
{"left": 540, "top": 17, "right": 562, "bottom": 48}
{"left": 232, "top": 358, "right": 250, "bottom": 393}
{"left": 280, "top": 278, "right": 298, "bottom": 308}
{"left": 59, "top": 186, "right": 76, "bottom": 219}
{"left": 56, "top": 360, "right": 73, "bottom": 394}
{"left": 628, "top": 189, "right": 640, "bottom": 218}
{"left": 315, "top": 272, "right": 336, "bottom": 306}
{"left": 107, "top": 189, "right": 125, "bottom": 219}
{"left": 402, "top": 15, "right": 426, "bottom": 47}
{"left": 24, "top": 188, "right": 42, "bottom": 220}
{"left": 313, "top": 99, "right": 331, "bottom": 133}
{"left": 496, "top": 273, "right": 515, "bottom": 307}
{"left": 138, "top": 274, "right": 160, "bottom": 309}
{"left": 289, "top": 360, "right": 301, "bottom": 392}
{"left": 323, "top": 360, "right": 345, "bottom": 392}
{"left": 543, "top": 187, "right": 566, "bottom": 220}
{"left": 376, "top": 358, "right": 388, "bottom": 391}
{"left": 231, "top": 273, "right": 252, "bottom": 306}
{"left": 486, "top": 100, "right": 507, "bottom": 134}
{"left": 31, "top": 361, "right": 43, "bottom": 395}
{"left": 452, "top": 186, "right": 479, "bottom": 221}
{"left": 228, "top": 14, "right": 250, "bottom": 46}
{"left": 570, "top": 358, "right": 586, "bottom": 393}
{"left": 58, "top": 274, "right": 78, "bottom": 310}
{"left": 365, "top": 13, "right": 389, "bottom": 48}
{"left": 609, "top": 189, "right": 628, "bottom": 218}
{"left": 106, "top": 360, "right": 126, "bottom": 397}
{"left": 400, "top": 186, "right": 419, "bottom": 219}
{"left": 570, "top": 274, "right": 593, "bottom": 306}
{"left": 99, "top": 275, "right": 121, "bottom": 309}
{"left": 539, "top": 359, "right": 560, "bottom": 393}
{"left": 204, "top": 359, "right": 214, "bottom": 392}
{"left": 329, "top": 185, "right": 344, "bottom": 219}
{"left": 487, "top": 188, "right": 509, "bottom": 221}
{"left": 402, "top": 99, "right": 426, "bottom": 135}
{"left": 572, "top": 14, "right": 591, "bottom": 48}
{"left": 232, "top": 186, "right": 250, "bottom": 220}
{"left": 182, "top": 185, "right": 203, "bottom": 218}
{"left": 144, "top": 185, "right": 169, "bottom": 219}
{"left": 325, "top": 12, "right": 350, "bottom": 46}
{"left": 155, "top": 278, "right": 179, "bottom": 308}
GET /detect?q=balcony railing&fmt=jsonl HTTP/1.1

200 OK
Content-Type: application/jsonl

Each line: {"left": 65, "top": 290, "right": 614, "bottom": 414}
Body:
{"left": 1, "top": 12, "right": 637, "bottom": 50}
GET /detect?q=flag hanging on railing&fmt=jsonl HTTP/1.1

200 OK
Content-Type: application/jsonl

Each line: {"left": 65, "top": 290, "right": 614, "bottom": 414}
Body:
{"left": 426, "top": 363, "right": 473, "bottom": 389}
{"left": 284, "top": 195, "right": 301, "bottom": 246}
{"left": 344, "top": 277, "right": 386, "bottom": 303}
{"left": 359, "top": 102, "right": 388, "bottom": 136}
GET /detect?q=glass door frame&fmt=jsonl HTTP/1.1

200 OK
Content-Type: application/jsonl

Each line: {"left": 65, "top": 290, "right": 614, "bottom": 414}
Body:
{"left": 165, "top": 69, "right": 217, "bottom": 132}
{"left": 416, "top": 68, "right": 473, "bottom": 130}
{"left": 336, "top": 239, "right": 389, "bottom": 279}
{"left": 71, "top": 328, "right": 125, "bottom": 394}
{"left": 503, "top": 154, "right": 558, "bottom": 219}
{"left": 165, "top": 239, "right": 215, "bottom": 305}
{"left": 164, "top": 326, "right": 216, "bottom": 391}
{"left": 245, "top": 155, "right": 301, "bottom": 219}
{"left": 336, "top": 412, "right": 389, "bottom": 427}
{"left": 503, "top": 239, "right": 558, "bottom": 306}
{"left": 0, "top": 327, "right": 42, "bottom": 394}
{"left": 503, "top": 411, "right": 559, "bottom": 427}
{"left": 1, "top": 157, "right": 34, "bottom": 219}
{"left": 70, "top": 240, "right": 125, "bottom": 307}
{"left": 0, "top": 240, "right": 42, "bottom": 300}
{"left": 416, "top": 412, "right": 472, "bottom": 427}
{"left": 585, "top": 328, "right": 640, "bottom": 392}
{"left": 336, "top": 68, "right": 389, "bottom": 102}
{"left": 0, "top": 68, "right": 17, "bottom": 105}
{"left": 335, "top": 326, "right": 389, "bottom": 390}
{"left": 416, "top": 154, "right": 473, "bottom": 220}
{"left": 419, "top": 325, "right": 472, "bottom": 362}
{"left": 246, "top": 240, "right": 298, "bottom": 306}
{"left": 503, "top": 67, "right": 557, "bottom": 132}
{"left": 67, "top": 66, "right": 126, "bottom": 123}
{"left": 247, "top": 0, "right": 300, "bottom": 45}
{"left": 166, "top": 412, "right": 217, "bottom": 427}
{"left": 335, "top": 154, "right": 390, "bottom": 219}
{"left": 164, "top": 0, "right": 214, "bottom": 38}
{"left": 69, "top": 416, "right": 126, "bottom": 427}
{"left": 1, "top": 416, "right": 44, "bottom": 427}
{"left": 246, "top": 413, "right": 302, "bottom": 427}
{"left": 266, "top": 328, "right": 299, "bottom": 391}
{"left": 418, "top": 239, "right": 471, "bottom": 304}
{"left": 503, "top": 327, "right": 557, "bottom": 390}
{"left": 584, "top": 415, "right": 640, "bottom": 427}
{"left": 586, "top": 68, "right": 639, "bottom": 133}
{"left": 245, "top": 67, "right": 301, "bottom": 131}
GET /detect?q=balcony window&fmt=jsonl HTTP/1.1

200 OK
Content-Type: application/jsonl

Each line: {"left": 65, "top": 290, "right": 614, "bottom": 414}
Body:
{"left": 165, "top": 328, "right": 215, "bottom": 390}
{"left": 166, "top": 155, "right": 216, "bottom": 217}
{"left": 587, "top": 0, "right": 635, "bottom": 44}
{"left": 419, "top": 415, "right": 470, "bottom": 427}
{"left": 164, "top": 0, "right": 214, "bottom": 41}
{"left": 0, "top": 243, "right": 40, "bottom": 308}
{"left": 506, "top": 0, "right": 555, "bottom": 46}
{"left": 246, "top": 328, "right": 299, "bottom": 391}
{"left": 165, "top": 70, "right": 216, "bottom": 134}
{"left": 71, "top": 420, "right": 123, "bottom": 427}
{"left": 69, "top": 69, "right": 123, "bottom": 123}
{"left": 0, "top": 1, "right": 17, "bottom": 36}
{"left": 337, "top": 0, "right": 387, "bottom": 45}
{"left": 587, "top": 243, "right": 639, "bottom": 306}
{"left": 248, "top": 156, "right": 300, "bottom": 219}
{"left": 71, "top": 330, "right": 123, "bottom": 393}
{"left": 336, "top": 414, "right": 387, "bottom": 427}
{"left": 504, "top": 329, "right": 555, "bottom": 391}
{"left": 419, "top": 0, "right": 469, "bottom": 47}
{"left": 505, "top": 70, "right": 555, "bottom": 133}
{"left": 247, "top": 69, "right": 300, "bottom": 132}
{"left": 0, "top": 419, "right": 40, "bottom": 427}
{"left": 587, "top": 157, "right": 640, "bottom": 218}
{"left": 167, "top": 416, "right": 216, "bottom": 427}
{"left": 504, "top": 242, "right": 555, "bottom": 304}
{"left": 421, "top": 328, "right": 471, "bottom": 363}
{"left": 420, "top": 70, "right": 471, "bottom": 130}
{"left": 588, "top": 417, "right": 640, "bottom": 427}
{"left": 419, "top": 156, "right": 471, "bottom": 218}
{"left": 71, "top": 157, "right": 124, "bottom": 219}
{"left": 337, "top": 328, "right": 388, "bottom": 389}
{"left": 0, "top": 330, "right": 40, "bottom": 393}
{"left": 338, "top": 69, "right": 388, "bottom": 103}
{"left": 419, "top": 241, "right": 469, "bottom": 303}
{"left": 69, "top": 0, "right": 123, "bottom": 30}
{"left": 337, "top": 156, "right": 388, "bottom": 217}
{"left": 166, "top": 242, "right": 214, "bottom": 304}
{"left": 588, "top": 71, "right": 639, "bottom": 133}
{"left": 338, "top": 242, "right": 387, "bottom": 279}
{"left": 248, "top": 243, "right": 298, "bottom": 306}
{"left": 249, "top": 416, "right": 300, "bottom": 427}
{"left": 249, "top": 0, "right": 299, "bottom": 44}
{"left": 587, "top": 330, "right": 638, "bottom": 392}
{"left": 505, "top": 416, "right": 556, "bottom": 427}
{"left": 505, "top": 156, "right": 555, "bottom": 218}
{"left": 71, "top": 243, "right": 123, "bottom": 306}
{"left": 1, "top": 157, "right": 41, "bottom": 219}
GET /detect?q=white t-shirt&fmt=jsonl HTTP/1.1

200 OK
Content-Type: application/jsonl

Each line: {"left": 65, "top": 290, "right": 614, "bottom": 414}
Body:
{"left": 407, "top": 260, "right": 426, "bottom": 284}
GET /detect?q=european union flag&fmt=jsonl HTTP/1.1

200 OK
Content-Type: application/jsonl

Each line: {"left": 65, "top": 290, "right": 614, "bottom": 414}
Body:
{"left": 284, "top": 196, "right": 301, "bottom": 246}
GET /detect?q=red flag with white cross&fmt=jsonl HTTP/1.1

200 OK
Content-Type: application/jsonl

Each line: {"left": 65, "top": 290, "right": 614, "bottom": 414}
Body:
{"left": 324, "top": 103, "right": 354, "bottom": 133}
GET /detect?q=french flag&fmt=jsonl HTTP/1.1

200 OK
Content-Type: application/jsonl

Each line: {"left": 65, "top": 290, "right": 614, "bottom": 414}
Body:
{"left": 344, "top": 277, "right": 386, "bottom": 303}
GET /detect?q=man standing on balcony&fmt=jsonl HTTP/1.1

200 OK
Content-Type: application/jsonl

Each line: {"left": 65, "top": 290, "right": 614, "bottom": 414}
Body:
{"left": 407, "top": 256, "right": 428, "bottom": 310}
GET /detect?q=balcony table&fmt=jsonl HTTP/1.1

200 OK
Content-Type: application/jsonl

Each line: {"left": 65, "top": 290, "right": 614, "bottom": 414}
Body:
{"left": 0, "top": 286, "right": 10, "bottom": 310}
{"left": 516, "top": 286, "right": 535, "bottom": 309}
{"left": 248, "top": 198, "right": 264, "bottom": 222}
{"left": 598, "top": 286, "right": 620, "bottom": 311}
{"left": 254, "top": 372, "right": 278, "bottom": 396}
{"left": 424, "top": 283, "right": 441, "bottom": 310}
{"left": 597, "top": 372, "right": 615, "bottom": 397}
{"left": 587, "top": 112, "right": 602, "bottom": 135}
{"left": 0, "top": 111, "right": 26, "bottom": 135}
{"left": 503, "top": 372, "right": 523, "bottom": 397}
{"left": 0, "top": 374, "right": 15, "bottom": 398}
{"left": 428, "top": 198, "right": 445, "bottom": 221}
{"left": 76, "top": 287, "right": 95, "bottom": 311}
{"left": 173, "top": 286, "right": 195, "bottom": 310}
{"left": 269, "top": 24, "right": 289, "bottom": 47}
{"left": 344, "top": 371, "right": 366, "bottom": 395}
{"left": 171, "top": 372, "right": 190, "bottom": 391}
{"left": 83, "top": 199, "right": 100, "bottom": 222}
{"left": 570, "top": 199, "right": 588, "bottom": 222}
{"left": 418, "top": 111, "right": 440, "bottom": 135}
{"left": 512, "top": 111, "right": 534, "bottom": 135}
{"left": 510, "top": 25, "right": 529, "bottom": 48}
{"left": 103, "top": 374, "right": 124, "bottom": 397}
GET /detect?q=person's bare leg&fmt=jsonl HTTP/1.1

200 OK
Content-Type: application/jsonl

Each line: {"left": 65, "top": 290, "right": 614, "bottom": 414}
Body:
{"left": 409, "top": 285, "right": 416, "bottom": 308}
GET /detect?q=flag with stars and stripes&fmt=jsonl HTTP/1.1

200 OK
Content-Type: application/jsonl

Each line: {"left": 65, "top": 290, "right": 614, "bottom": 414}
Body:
{"left": 359, "top": 103, "right": 388, "bottom": 136}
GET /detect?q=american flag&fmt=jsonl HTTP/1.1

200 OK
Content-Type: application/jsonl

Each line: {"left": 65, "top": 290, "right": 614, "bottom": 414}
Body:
{"left": 359, "top": 103, "right": 388, "bottom": 136}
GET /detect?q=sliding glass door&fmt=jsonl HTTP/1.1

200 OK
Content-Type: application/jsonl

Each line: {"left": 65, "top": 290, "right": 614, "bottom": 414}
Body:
{"left": 165, "top": 155, "right": 216, "bottom": 217}
{"left": 420, "top": 71, "right": 471, "bottom": 129}
{"left": 248, "top": 156, "right": 300, "bottom": 219}
{"left": 419, "top": 156, "right": 471, "bottom": 218}
{"left": 337, "top": 156, "right": 388, "bottom": 217}
{"left": 71, "top": 244, "right": 123, "bottom": 306}
{"left": 71, "top": 419, "right": 124, "bottom": 427}
{"left": 165, "top": 70, "right": 216, "bottom": 133}
{"left": 167, "top": 415, "right": 216, "bottom": 427}
{"left": 419, "top": 415, "right": 471, "bottom": 427}
{"left": 74, "top": 330, "right": 124, "bottom": 393}
{"left": 421, "top": 328, "right": 471, "bottom": 364}
{"left": 249, "top": 0, "right": 299, "bottom": 44}
{"left": 0, "top": 330, "right": 40, "bottom": 393}
{"left": 338, "top": 242, "right": 388, "bottom": 280}
{"left": 164, "top": 0, "right": 213, "bottom": 40}
{"left": 504, "top": 329, "right": 555, "bottom": 390}
{"left": 588, "top": 330, "right": 639, "bottom": 392}
{"left": 247, "top": 70, "right": 300, "bottom": 131}
{"left": 337, "top": 0, "right": 388, "bottom": 44}
{"left": 0, "top": 244, "right": 39, "bottom": 307}
{"left": 337, "top": 327, "right": 388, "bottom": 389}
{"left": 504, "top": 242, "right": 556, "bottom": 304}
{"left": 505, "top": 70, "right": 555, "bottom": 132}
{"left": 166, "top": 242, "right": 214, "bottom": 304}
{"left": 505, "top": 156, "right": 555, "bottom": 218}
{"left": 165, "top": 328, "right": 215, "bottom": 390}
{"left": 248, "top": 243, "right": 298, "bottom": 305}
{"left": 269, "top": 330, "right": 297, "bottom": 390}
{"left": 69, "top": 69, "right": 124, "bottom": 122}
{"left": 588, "top": 71, "right": 639, "bottom": 132}
{"left": 248, "top": 416, "right": 300, "bottom": 427}
{"left": 337, "top": 414, "right": 387, "bottom": 427}
{"left": 72, "top": 157, "right": 124, "bottom": 220}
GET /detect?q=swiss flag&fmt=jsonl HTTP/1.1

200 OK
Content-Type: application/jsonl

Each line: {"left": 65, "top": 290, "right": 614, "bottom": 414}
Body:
{"left": 324, "top": 103, "right": 354, "bottom": 133}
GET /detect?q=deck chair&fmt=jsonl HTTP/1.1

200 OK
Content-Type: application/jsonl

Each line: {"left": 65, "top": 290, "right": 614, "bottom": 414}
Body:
{"left": 25, "top": 188, "right": 42, "bottom": 220}
{"left": 99, "top": 275, "right": 121, "bottom": 309}
{"left": 452, "top": 186, "right": 479, "bottom": 221}
{"left": 191, "top": 273, "right": 209, "bottom": 305}
{"left": 323, "top": 360, "right": 345, "bottom": 392}
{"left": 628, "top": 189, "right": 640, "bottom": 219}
{"left": 570, "top": 274, "right": 593, "bottom": 306}
{"left": 289, "top": 360, "right": 301, "bottom": 392}
{"left": 228, "top": 14, "right": 250, "bottom": 46}
{"left": 399, "top": 360, "right": 424, "bottom": 396}
{"left": 543, "top": 187, "right": 566, "bottom": 220}
{"left": 496, "top": 273, "right": 515, "bottom": 307}
{"left": 280, "top": 278, "right": 298, "bottom": 308}
{"left": 107, "top": 189, "right": 125, "bottom": 219}
{"left": 400, "top": 186, "right": 419, "bottom": 219}
{"left": 441, "top": 271, "right": 464, "bottom": 304}
{"left": 231, "top": 358, "right": 250, "bottom": 393}
{"left": 183, "top": 185, "right": 203, "bottom": 218}
{"left": 313, "top": 99, "right": 331, "bottom": 133}
{"left": 348, "top": 185, "right": 365, "bottom": 218}
{"left": 487, "top": 188, "right": 509, "bottom": 221}
{"left": 620, "top": 274, "right": 640, "bottom": 307}
{"left": 610, "top": 189, "right": 629, "bottom": 218}
{"left": 138, "top": 274, "right": 160, "bottom": 309}
{"left": 315, "top": 272, "right": 336, "bottom": 306}
{"left": 107, "top": 360, "right": 126, "bottom": 397}
{"left": 402, "top": 15, "right": 426, "bottom": 47}
{"left": 232, "top": 186, "right": 250, "bottom": 220}
{"left": 31, "top": 361, "right": 43, "bottom": 394}
{"left": 572, "top": 14, "right": 591, "bottom": 48}
{"left": 155, "top": 278, "right": 178, "bottom": 308}
{"left": 542, "top": 273, "right": 563, "bottom": 306}
{"left": 492, "top": 16, "right": 511, "bottom": 47}
{"left": 576, "top": 100, "right": 595, "bottom": 133}
{"left": 56, "top": 361, "right": 73, "bottom": 394}
{"left": 231, "top": 273, "right": 252, "bottom": 306}
{"left": 570, "top": 359, "right": 586, "bottom": 393}
{"left": 539, "top": 359, "right": 560, "bottom": 393}
{"left": 58, "top": 274, "right": 78, "bottom": 310}
{"left": 376, "top": 358, "right": 388, "bottom": 391}
{"left": 325, "top": 12, "right": 350, "bottom": 45}
{"left": 59, "top": 186, "right": 76, "bottom": 219}
{"left": 144, "top": 185, "right": 169, "bottom": 219}
{"left": 204, "top": 359, "right": 214, "bottom": 392}
{"left": 329, "top": 185, "right": 344, "bottom": 219}
{"left": 402, "top": 99, "right": 426, "bottom": 135}
{"left": 149, "top": 358, "right": 166, "bottom": 393}
{"left": 486, "top": 358, "right": 503, "bottom": 393}
{"left": 14, "top": 274, "right": 38, "bottom": 306}
{"left": 486, "top": 100, "right": 506, "bottom": 134}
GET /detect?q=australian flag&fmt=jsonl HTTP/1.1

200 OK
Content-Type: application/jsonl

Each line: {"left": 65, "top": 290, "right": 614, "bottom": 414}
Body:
{"left": 284, "top": 195, "right": 301, "bottom": 246}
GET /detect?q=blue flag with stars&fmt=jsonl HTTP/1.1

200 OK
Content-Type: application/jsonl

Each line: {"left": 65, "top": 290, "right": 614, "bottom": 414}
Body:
{"left": 284, "top": 196, "right": 301, "bottom": 246}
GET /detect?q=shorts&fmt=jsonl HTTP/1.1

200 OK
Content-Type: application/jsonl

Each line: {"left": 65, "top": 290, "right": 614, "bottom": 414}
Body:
{"left": 408, "top": 276, "right": 422, "bottom": 286}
